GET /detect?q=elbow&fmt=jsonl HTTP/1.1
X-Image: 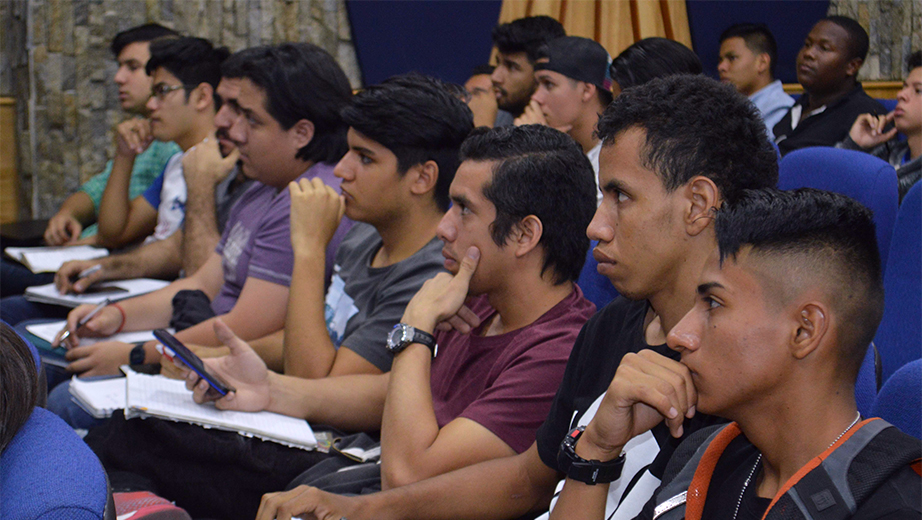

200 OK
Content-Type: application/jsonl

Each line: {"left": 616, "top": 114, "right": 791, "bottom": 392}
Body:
{"left": 380, "top": 461, "right": 424, "bottom": 491}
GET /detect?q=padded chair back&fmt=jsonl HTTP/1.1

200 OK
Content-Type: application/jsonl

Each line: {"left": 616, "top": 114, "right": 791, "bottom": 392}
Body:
{"left": 871, "top": 359, "right": 922, "bottom": 439}
{"left": 0, "top": 407, "right": 115, "bottom": 520}
{"left": 779, "top": 147, "right": 899, "bottom": 271}
{"left": 874, "top": 182, "right": 922, "bottom": 381}
{"left": 876, "top": 98, "right": 898, "bottom": 113}
{"left": 576, "top": 240, "right": 620, "bottom": 310}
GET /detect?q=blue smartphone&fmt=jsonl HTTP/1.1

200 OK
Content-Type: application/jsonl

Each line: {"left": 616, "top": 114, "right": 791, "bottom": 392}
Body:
{"left": 153, "top": 329, "right": 235, "bottom": 397}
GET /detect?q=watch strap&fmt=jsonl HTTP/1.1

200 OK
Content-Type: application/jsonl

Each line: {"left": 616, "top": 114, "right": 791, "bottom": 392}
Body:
{"left": 557, "top": 426, "right": 625, "bottom": 485}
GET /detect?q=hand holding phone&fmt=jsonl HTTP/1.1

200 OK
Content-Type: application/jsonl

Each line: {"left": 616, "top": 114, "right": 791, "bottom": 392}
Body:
{"left": 153, "top": 329, "right": 235, "bottom": 397}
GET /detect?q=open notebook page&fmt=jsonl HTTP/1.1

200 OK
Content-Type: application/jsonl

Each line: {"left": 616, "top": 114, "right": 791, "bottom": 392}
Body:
{"left": 125, "top": 370, "right": 317, "bottom": 451}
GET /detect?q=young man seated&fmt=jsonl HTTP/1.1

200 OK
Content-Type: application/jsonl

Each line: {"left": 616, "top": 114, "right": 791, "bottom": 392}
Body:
{"left": 0, "top": 37, "right": 230, "bottom": 328}
{"left": 87, "top": 124, "right": 597, "bottom": 520}
{"left": 838, "top": 50, "right": 921, "bottom": 201}
{"left": 515, "top": 36, "right": 612, "bottom": 202}
{"left": 246, "top": 76, "right": 779, "bottom": 520}
{"left": 209, "top": 73, "right": 474, "bottom": 378}
{"left": 605, "top": 188, "right": 920, "bottom": 519}
{"left": 773, "top": 16, "right": 886, "bottom": 155}
{"left": 718, "top": 23, "right": 794, "bottom": 139}
{"left": 0, "top": 23, "right": 179, "bottom": 298}
{"left": 490, "top": 16, "right": 566, "bottom": 124}
{"left": 48, "top": 42, "right": 354, "bottom": 377}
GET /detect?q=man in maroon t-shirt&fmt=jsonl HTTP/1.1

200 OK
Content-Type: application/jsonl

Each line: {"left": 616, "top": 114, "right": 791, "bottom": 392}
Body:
{"left": 185, "top": 124, "right": 598, "bottom": 507}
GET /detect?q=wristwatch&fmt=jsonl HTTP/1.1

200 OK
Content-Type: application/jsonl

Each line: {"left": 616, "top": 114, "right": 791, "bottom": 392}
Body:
{"left": 557, "top": 426, "right": 625, "bottom": 485}
{"left": 129, "top": 343, "right": 146, "bottom": 365}
{"left": 386, "top": 323, "right": 437, "bottom": 356}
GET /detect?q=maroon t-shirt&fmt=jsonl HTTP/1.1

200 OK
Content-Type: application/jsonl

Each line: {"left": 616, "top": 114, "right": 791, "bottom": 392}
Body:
{"left": 430, "top": 286, "right": 595, "bottom": 453}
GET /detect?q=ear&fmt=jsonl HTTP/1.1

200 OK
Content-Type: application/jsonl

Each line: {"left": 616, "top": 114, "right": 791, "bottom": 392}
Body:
{"left": 581, "top": 82, "right": 596, "bottom": 103}
{"left": 684, "top": 175, "right": 720, "bottom": 236}
{"left": 790, "top": 303, "right": 829, "bottom": 360}
{"left": 756, "top": 53, "right": 771, "bottom": 75}
{"left": 845, "top": 57, "right": 863, "bottom": 78}
{"left": 408, "top": 160, "right": 439, "bottom": 198}
{"left": 289, "top": 119, "right": 315, "bottom": 150}
{"left": 190, "top": 83, "right": 214, "bottom": 111}
{"left": 511, "top": 215, "right": 543, "bottom": 258}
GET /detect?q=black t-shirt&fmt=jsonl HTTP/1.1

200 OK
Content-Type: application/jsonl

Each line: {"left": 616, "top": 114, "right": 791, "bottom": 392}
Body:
{"left": 535, "top": 297, "right": 723, "bottom": 515}
{"left": 773, "top": 84, "right": 886, "bottom": 156}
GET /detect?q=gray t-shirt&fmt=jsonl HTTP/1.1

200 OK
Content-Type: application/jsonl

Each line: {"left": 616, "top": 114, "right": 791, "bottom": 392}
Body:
{"left": 324, "top": 223, "right": 445, "bottom": 372}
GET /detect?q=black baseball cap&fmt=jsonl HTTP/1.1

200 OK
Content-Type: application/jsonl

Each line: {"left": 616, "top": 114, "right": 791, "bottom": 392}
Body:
{"left": 534, "top": 36, "right": 613, "bottom": 92}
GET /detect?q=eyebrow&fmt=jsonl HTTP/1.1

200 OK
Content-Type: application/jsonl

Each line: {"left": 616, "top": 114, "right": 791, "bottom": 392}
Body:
{"left": 697, "top": 282, "right": 724, "bottom": 295}
{"left": 601, "top": 178, "right": 628, "bottom": 193}
{"left": 350, "top": 145, "right": 376, "bottom": 157}
{"left": 450, "top": 193, "right": 473, "bottom": 208}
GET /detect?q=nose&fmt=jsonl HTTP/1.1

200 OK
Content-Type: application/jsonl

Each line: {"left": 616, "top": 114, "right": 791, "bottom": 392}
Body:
{"left": 666, "top": 307, "right": 701, "bottom": 353}
{"left": 114, "top": 66, "right": 128, "bottom": 85}
{"left": 145, "top": 94, "right": 158, "bottom": 112}
{"left": 717, "top": 59, "right": 728, "bottom": 73}
{"left": 586, "top": 205, "right": 614, "bottom": 243}
{"left": 800, "top": 44, "right": 816, "bottom": 61}
{"left": 333, "top": 154, "right": 353, "bottom": 181}
{"left": 491, "top": 66, "right": 504, "bottom": 87}
{"left": 896, "top": 84, "right": 910, "bottom": 102}
{"left": 531, "top": 86, "right": 546, "bottom": 105}
{"left": 436, "top": 208, "right": 457, "bottom": 243}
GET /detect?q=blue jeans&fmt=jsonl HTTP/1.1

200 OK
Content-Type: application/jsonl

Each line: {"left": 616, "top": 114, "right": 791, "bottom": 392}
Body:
{"left": 0, "top": 295, "right": 70, "bottom": 326}
{"left": 47, "top": 377, "right": 115, "bottom": 430}
{"left": 1, "top": 259, "right": 54, "bottom": 297}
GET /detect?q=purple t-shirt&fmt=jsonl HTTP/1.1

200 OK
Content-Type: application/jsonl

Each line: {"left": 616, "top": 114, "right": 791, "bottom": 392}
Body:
{"left": 211, "top": 162, "right": 353, "bottom": 315}
{"left": 430, "top": 286, "right": 595, "bottom": 454}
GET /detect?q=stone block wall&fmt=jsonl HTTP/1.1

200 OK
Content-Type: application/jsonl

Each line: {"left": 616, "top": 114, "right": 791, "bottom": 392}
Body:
{"left": 6, "top": 0, "right": 360, "bottom": 220}
{"left": 829, "top": 0, "right": 921, "bottom": 80}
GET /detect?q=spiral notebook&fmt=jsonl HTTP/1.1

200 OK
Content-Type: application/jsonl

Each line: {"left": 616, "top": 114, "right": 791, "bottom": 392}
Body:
{"left": 124, "top": 370, "right": 317, "bottom": 451}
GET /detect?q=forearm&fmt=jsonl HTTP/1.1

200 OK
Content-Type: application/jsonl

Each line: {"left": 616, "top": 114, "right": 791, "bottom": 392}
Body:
{"left": 99, "top": 234, "right": 183, "bottom": 281}
{"left": 57, "top": 192, "right": 97, "bottom": 225}
{"left": 380, "top": 344, "right": 441, "bottom": 489}
{"left": 96, "top": 154, "right": 136, "bottom": 242}
{"left": 181, "top": 181, "right": 221, "bottom": 274}
{"left": 118, "top": 275, "right": 206, "bottom": 332}
{"left": 266, "top": 370, "right": 388, "bottom": 431}
{"left": 548, "top": 480, "right": 609, "bottom": 520}
{"left": 352, "top": 445, "right": 557, "bottom": 520}
{"left": 284, "top": 251, "right": 336, "bottom": 378}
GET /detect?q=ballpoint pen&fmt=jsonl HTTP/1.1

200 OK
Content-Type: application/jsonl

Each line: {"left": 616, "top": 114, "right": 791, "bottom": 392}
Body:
{"left": 57, "top": 298, "right": 111, "bottom": 346}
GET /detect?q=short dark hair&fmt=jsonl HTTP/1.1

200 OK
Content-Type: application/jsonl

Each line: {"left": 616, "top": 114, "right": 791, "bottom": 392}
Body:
{"left": 221, "top": 43, "right": 352, "bottom": 164}
{"left": 716, "top": 188, "right": 883, "bottom": 379}
{"left": 341, "top": 74, "right": 474, "bottom": 212}
{"left": 908, "top": 50, "right": 922, "bottom": 71}
{"left": 492, "top": 16, "right": 566, "bottom": 64}
{"left": 719, "top": 23, "right": 779, "bottom": 77}
{"left": 459, "top": 125, "right": 597, "bottom": 284}
{"left": 822, "top": 16, "right": 869, "bottom": 62}
{"left": 609, "top": 37, "right": 703, "bottom": 91}
{"left": 597, "top": 75, "right": 778, "bottom": 205}
{"left": 0, "top": 323, "right": 44, "bottom": 454}
{"left": 146, "top": 37, "right": 229, "bottom": 105}
{"left": 110, "top": 23, "right": 179, "bottom": 57}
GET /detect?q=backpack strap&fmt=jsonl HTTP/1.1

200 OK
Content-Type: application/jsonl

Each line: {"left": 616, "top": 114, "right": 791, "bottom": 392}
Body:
{"left": 769, "top": 419, "right": 921, "bottom": 520}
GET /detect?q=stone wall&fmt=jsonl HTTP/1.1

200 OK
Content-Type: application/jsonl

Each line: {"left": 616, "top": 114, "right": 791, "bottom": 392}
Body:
{"left": 829, "top": 0, "right": 921, "bottom": 80}
{"left": 9, "top": 0, "right": 360, "bottom": 220}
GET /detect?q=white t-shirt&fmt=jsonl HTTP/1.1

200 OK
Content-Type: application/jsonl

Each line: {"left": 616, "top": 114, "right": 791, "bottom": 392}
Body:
{"left": 586, "top": 141, "right": 603, "bottom": 206}
{"left": 144, "top": 151, "right": 187, "bottom": 244}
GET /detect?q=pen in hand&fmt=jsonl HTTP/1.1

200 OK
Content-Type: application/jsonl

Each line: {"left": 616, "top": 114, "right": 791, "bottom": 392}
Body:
{"left": 57, "top": 298, "right": 111, "bottom": 347}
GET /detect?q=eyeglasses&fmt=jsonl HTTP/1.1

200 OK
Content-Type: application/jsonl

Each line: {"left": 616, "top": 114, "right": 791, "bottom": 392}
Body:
{"left": 151, "top": 83, "right": 191, "bottom": 101}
